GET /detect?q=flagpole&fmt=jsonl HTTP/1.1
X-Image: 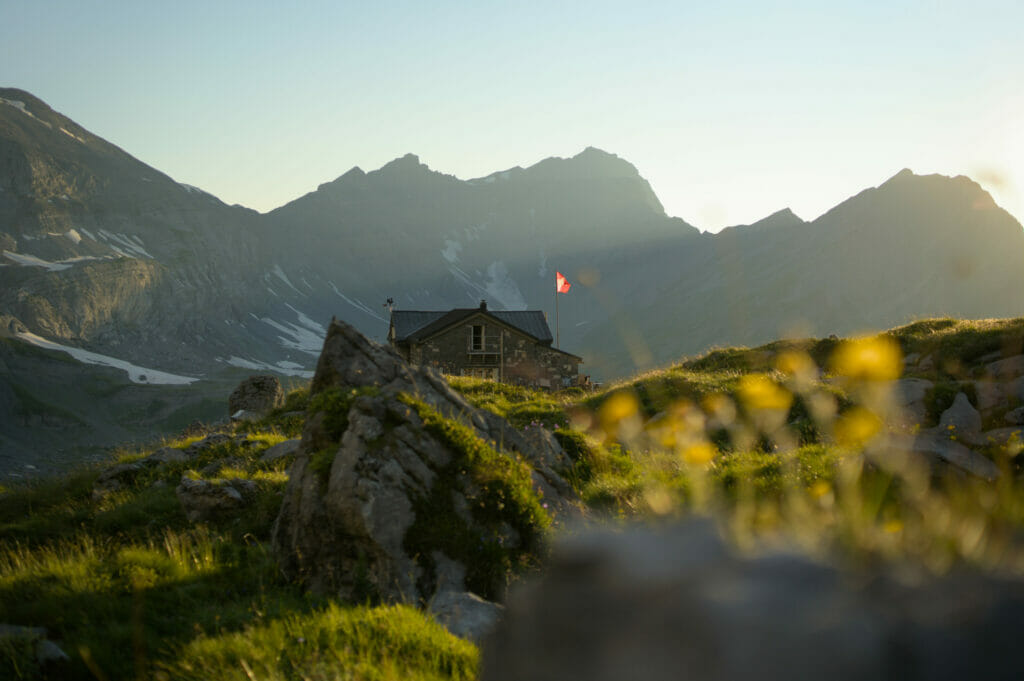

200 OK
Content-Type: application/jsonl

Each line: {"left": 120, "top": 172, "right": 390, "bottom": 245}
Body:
{"left": 555, "top": 280, "right": 560, "bottom": 349}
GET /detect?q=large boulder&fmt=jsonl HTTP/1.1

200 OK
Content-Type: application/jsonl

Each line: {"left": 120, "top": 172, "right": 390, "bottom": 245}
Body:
{"left": 483, "top": 522, "right": 1024, "bottom": 681}
{"left": 228, "top": 375, "right": 285, "bottom": 417}
{"left": 937, "top": 392, "right": 983, "bottom": 442}
{"left": 891, "top": 378, "right": 933, "bottom": 426}
{"left": 272, "top": 319, "right": 578, "bottom": 606}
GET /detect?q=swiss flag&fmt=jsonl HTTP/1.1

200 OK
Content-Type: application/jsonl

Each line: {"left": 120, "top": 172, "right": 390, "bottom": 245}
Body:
{"left": 556, "top": 271, "right": 571, "bottom": 294}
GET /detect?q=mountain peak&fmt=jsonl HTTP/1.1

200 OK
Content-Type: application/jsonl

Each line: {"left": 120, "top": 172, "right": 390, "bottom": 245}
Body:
{"left": 756, "top": 207, "right": 804, "bottom": 226}
{"left": 524, "top": 147, "right": 643, "bottom": 182}
{"left": 380, "top": 153, "right": 423, "bottom": 171}
{"left": 885, "top": 168, "right": 917, "bottom": 184}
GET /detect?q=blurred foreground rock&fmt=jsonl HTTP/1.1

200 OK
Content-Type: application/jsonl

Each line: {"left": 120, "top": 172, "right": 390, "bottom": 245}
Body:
{"left": 483, "top": 521, "right": 1024, "bottom": 681}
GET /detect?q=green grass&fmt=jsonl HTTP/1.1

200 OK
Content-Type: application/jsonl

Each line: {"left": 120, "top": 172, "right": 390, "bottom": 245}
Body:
{"left": 891, "top": 317, "right": 1024, "bottom": 378}
{"left": 447, "top": 377, "right": 570, "bottom": 430}
{"left": 0, "top": 414, "right": 479, "bottom": 681}
{"left": 251, "top": 386, "right": 312, "bottom": 438}
{"left": 167, "top": 602, "right": 477, "bottom": 681}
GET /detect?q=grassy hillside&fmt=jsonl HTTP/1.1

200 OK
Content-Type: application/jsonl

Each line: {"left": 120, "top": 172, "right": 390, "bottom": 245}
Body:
{"left": 4, "top": 318, "right": 1024, "bottom": 679}
{"left": 0, "top": 401, "right": 477, "bottom": 680}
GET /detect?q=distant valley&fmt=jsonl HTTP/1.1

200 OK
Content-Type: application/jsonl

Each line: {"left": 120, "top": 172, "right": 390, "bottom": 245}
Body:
{"left": 2, "top": 86, "right": 1024, "bottom": 474}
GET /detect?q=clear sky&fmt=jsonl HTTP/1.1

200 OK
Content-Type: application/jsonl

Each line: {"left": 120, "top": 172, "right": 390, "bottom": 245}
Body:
{"left": 3, "top": 1, "right": 1022, "bottom": 231}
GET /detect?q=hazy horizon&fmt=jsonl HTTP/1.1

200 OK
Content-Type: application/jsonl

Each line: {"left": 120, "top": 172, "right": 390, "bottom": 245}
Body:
{"left": 3, "top": 1, "right": 1022, "bottom": 232}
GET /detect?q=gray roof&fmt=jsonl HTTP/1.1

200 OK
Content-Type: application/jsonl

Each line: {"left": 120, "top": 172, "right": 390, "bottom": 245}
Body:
{"left": 391, "top": 308, "right": 553, "bottom": 344}
{"left": 390, "top": 311, "right": 447, "bottom": 341}
{"left": 490, "top": 311, "right": 553, "bottom": 343}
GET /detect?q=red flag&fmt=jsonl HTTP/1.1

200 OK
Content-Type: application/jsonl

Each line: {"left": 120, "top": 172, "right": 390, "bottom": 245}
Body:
{"left": 556, "top": 271, "right": 571, "bottom": 294}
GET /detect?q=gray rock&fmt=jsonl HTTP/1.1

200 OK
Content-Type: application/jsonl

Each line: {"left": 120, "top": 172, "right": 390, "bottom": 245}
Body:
{"left": 199, "top": 456, "right": 245, "bottom": 477}
{"left": 885, "top": 432, "right": 1000, "bottom": 481}
{"left": 145, "top": 446, "right": 189, "bottom": 465}
{"left": 430, "top": 590, "right": 504, "bottom": 642}
{"left": 92, "top": 461, "right": 146, "bottom": 498}
{"left": 891, "top": 378, "right": 933, "bottom": 426}
{"left": 938, "top": 392, "right": 982, "bottom": 439}
{"left": 972, "top": 380, "right": 1005, "bottom": 414}
{"left": 176, "top": 476, "right": 257, "bottom": 523}
{"left": 229, "top": 375, "right": 285, "bottom": 417}
{"left": 0, "top": 623, "right": 69, "bottom": 666}
{"left": 1005, "top": 407, "right": 1024, "bottom": 426}
{"left": 482, "top": 522, "right": 1024, "bottom": 681}
{"left": 260, "top": 438, "right": 301, "bottom": 463}
{"left": 35, "top": 639, "right": 69, "bottom": 664}
{"left": 1010, "top": 377, "right": 1024, "bottom": 402}
{"left": 432, "top": 551, "right": 468, "bottom": 593}
{"left": 185, "top": 433, "right": 232, "bottom": 455}
{"left": 985, "top": 354, "right": 1024, "bottom": 381}
{"left": 272, "top": 319, "right": 578, "bottom": 604}
{"left": 520, "top": 425, "right": 572, "bottom": 474}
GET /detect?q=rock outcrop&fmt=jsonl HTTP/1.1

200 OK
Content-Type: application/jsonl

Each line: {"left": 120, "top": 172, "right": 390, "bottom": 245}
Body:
{"left": 229, "top": 375, "right": 285, "bottom": 418}
{"left": 483, "top": 521, "right": 1024, "bottom": 681}
{"left": 272, "top": 319, "right": 578, "bottom": 608}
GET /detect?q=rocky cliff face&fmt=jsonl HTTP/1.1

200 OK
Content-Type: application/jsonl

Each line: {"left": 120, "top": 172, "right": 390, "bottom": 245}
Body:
{"left": 0, "top": 88, "right": 284, "bottom": 373}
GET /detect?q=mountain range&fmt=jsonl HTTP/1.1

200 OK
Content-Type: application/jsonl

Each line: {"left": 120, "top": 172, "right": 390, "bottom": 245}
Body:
{"left": 2, "top": 86, "right": 1023, "bottom": 473}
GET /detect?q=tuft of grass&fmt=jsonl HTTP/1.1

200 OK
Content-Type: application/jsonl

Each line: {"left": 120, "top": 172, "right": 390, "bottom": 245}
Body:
{"left": 164, "top": 602, "right": 478, "bottom": 681}
{"left": 448, "top": 376, "right": 571, "bottom": 430}
{"left": 308, "top": 386, "right": 380, "bottom": 444}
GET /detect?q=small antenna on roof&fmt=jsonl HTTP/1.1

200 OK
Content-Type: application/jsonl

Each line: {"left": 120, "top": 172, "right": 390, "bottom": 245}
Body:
{"left": 383, "top": 297, "right": 395, "bottom": 342}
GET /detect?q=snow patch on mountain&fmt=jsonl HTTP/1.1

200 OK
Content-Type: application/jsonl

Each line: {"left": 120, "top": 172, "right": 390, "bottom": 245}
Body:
{"left": 484, "top": 260, "right": 528, "bottom": 310}
{"left": 272, "top": 265, "right": 303, "bottom": 295}
{"left": 224, "top": 356, "right": 313, "bottom": 378}
{"left": 0, "top": 98, "right": 52, "bottom": 128}
{"left": 97, "top": 230, "right": 153, "bottom": 259}
{"left": 2, "top": 250, "right": 72, "bottom": 271}
{"left": 16, "top": 332, "right": 198, "bottom": 384}
{"left": 441, "top": 239, "right": 462, "bottom": 264}
{"left": 327, "top": 281, "right": 386, "bottom": 320}
{"left": 284, "top": 304, "right": 326, "bottom": 335}
{"left": 260, "top": 314, "right": 325, "bottom": 355}
{"left": 59, "top": 127, "right": 85, "bottom": 143}
{"left": 223, "top": 356, "right": 313, "bottom": 378}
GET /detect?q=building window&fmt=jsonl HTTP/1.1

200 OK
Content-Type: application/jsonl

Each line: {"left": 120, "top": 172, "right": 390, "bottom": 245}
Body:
{"left": 471, "top": 325, "right": 484, "bottom": 351}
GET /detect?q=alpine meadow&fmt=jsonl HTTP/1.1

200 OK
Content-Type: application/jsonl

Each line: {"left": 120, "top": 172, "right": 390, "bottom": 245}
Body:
{"left": 3, "top": 2, "right": 1024, "bottom": 679}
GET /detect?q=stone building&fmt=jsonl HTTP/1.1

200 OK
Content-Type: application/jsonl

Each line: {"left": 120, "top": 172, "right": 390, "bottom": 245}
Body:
{"left": 388, "top": 301, "right": 582, "bottom": 388}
